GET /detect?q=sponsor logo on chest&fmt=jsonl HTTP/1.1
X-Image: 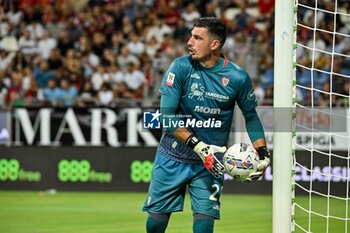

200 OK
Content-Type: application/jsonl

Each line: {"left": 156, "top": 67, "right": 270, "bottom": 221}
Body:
{"left": 188, "top": 83, "right": 205, "bottom": 101}
{"left": 194, "top": 106, "right": 221, "bottom": 114}
{"left": 205, "top": 91, "right": 229, "bottom": 102}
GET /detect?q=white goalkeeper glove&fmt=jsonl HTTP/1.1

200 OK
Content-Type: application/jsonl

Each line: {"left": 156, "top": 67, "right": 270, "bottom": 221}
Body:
{"left": 245, "top": 146, "right": 271, "bottom": 182}
{"left": 186, "top": 134, "right": 227, "bottom": 178}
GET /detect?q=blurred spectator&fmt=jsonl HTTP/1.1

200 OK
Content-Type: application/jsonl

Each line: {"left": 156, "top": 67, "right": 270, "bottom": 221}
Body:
{"left": 57, "top": 30, "right": 74, "bottom": 56}
{"left": 145, "top": 36, "right": 160, "bottom": 58}
{"left": 257, "top": 0, "right": 275, "bottom": 19}
{"left": 6, "top": 69, "right": 23, "bottom": 106}
{"left": 55, "top": 78, "right": 78, "bottom": 107}
{"left": 64, "top": 49, "right": 82, "bottom": 75}
{"left": 91, "top": 64, "right": 109, "bottom": 91}
{"left": 97, "top": 82, "right": 113, "bottom": 106}
{"left": 242, "top": 17, "right": 260, "bottom": 42}
{"left": 234, "top": 3, "right": 251, "bottom": 31}
{"left": 181, "top": 3, "right": 201, "bottom": 29}
{"left": 318, "top": 82, "right": 331, "bottom": 108}
{"left": 114, "top": 61, "right": 145, "bottom": 99}
{"left": 163, "top": 0, "right": 181, "bottom": 28}
{"left": 33, "top": 59, "right": 55, "bottom": 88}
{"left": 6, "top": 4, "right": 23, "bottom": 26}
{"left": 306, "top": 33, "right": 326, "bottom": 61}
{"left": 67, "top": 19, "right": 83, "bottom": 43}
{"left": 74, "top": 35, "right": 91, "bottom": 55}
{"left": 263, "top": 86, "right": 273, "bottom": 106}
{"left": 205, "top": 1, "right": 220, "bottom": 18}
{"left": 296, "top": 65, "right": 311, "bottom": 87}
{"left": 46, "top": 13, "right": 66, "bottom": 40}
{"left": 260, "top": 56, "right": 274, "bottom": 88}
{"left": 146, "top": 17, "right": 173, "bottom": 43}
{"left": 91, "top": 31, "right": 108, "bottom": 57}
{"left": 77, "top": 80, "right": 96, "bottom": 107}
{"left": 26, "top": 20, "right": 44, "bottom": 40}
{"left": 81, "top": 50, "right": 99, "bottom": 78}
{"left": 22, "top": 66, "right": 33, "bottom": 91}
{"left": 0, "top": 49, "right": 15, "bottom": 72}
{"left": 37, "top": 29, "right": 57, "bottom": 59}
{"left": 339, "top": 2, "right": 350, "bottom": 31}
{"left": 110, "top": 31, "right": 125, "bottom": 55}
{"left": 133, "top": 17, "right": 147, "bottom": 38}
{"left": 109, "top": 64, "right": 124, "bottom": 89}
{"left": 24, "top": 75, "right": 43, "bottom": 104}
{"left": 232, "top": 32, "right": 250, "bottom": 68}
{"left": 43, "top": 79, "right": 58, "bottom": 104}
{"left": 47, "top": 48, "right": 63, "bottom": 71}
{"left": 331, "top": 57, "right": 350, "bottom": 93}
{"left": 18, "top": 29, "right": 37, "bottom": 55}
{"left": 121, "top": 15, "right": 134, "bottom": 38}
{"left": 127, "top": 32, "right": 145, "bottom": 56}
{"left": 173, "top": 18, "right": 191, "bottom": 42}
{"left": 101, "top": 48, "right": 116, "bottom": 67}
{"left": 117, "top": 46, "right": 139, "bottom": 72}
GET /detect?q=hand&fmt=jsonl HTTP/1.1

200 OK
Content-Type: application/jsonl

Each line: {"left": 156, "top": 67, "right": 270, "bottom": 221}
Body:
{"left": 245, "top": 146, "right": 271, "bottom": 182}
{"left": 193, "top": 141, "right": 227, "bottom": 178}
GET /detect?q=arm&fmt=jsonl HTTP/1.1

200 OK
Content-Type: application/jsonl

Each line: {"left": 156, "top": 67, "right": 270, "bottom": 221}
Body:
{"left": 234, "top": 70, "right": 270, "bottom": 181}
{"left": 173, "top": 127, "right": 192, "bottom": 143}
{"left": 161, "top": 94, "right": 226, "bottom": 178}
{"left": 242, "top": 109, "right": 271, "bottom": 181}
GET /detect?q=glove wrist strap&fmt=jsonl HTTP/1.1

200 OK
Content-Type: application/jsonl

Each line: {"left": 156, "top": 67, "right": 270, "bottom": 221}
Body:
{"left": 185, "top": 134, "right": 201, "bottom": 149}
{"left": 256, "top": 146, "right": 270, "bottom": 160}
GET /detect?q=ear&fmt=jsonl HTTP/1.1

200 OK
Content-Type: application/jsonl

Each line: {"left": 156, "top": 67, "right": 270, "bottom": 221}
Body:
{"left": 210, "top": 39, "right": 221, "bottom": 51}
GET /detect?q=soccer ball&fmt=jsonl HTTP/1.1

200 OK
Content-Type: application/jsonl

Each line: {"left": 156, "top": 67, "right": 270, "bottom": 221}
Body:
{"left": 223, "top": 143, "right": 259, "bottom": 182}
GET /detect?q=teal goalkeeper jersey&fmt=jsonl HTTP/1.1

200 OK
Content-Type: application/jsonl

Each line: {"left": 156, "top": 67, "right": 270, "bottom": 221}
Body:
{"left": 158, "top": 55, "right": 257, "bottom": 163}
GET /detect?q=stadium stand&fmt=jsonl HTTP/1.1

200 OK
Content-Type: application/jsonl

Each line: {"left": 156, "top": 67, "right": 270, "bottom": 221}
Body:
{"left": 0, "top": 0, "right": 348, "bottom": 109}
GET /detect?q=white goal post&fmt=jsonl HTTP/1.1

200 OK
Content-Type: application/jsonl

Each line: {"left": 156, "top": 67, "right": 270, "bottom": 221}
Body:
{"left": 273, "top": 0, "right": 295, "bottom": 233}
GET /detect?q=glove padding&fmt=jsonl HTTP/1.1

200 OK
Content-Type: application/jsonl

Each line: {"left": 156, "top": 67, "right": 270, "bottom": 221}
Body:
{"left": 245, "top": 146, "right": 271, "bottom": 182}
{"left": 193, "top": 141, "right": 227, "bottom": 178}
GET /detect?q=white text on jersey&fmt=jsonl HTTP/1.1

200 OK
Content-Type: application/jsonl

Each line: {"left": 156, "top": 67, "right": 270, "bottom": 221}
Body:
{"left": 194, "top": 106, "right": 221, "bottom": 115}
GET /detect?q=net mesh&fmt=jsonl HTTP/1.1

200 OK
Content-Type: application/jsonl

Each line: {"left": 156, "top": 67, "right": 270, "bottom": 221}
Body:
{"left": 293, "top": 0, "right": 350, "bottom": 232}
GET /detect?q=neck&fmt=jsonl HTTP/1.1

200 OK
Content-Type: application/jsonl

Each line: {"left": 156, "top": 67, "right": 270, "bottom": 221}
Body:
{"left": 199, "top": 53, "right": 221, "bottom": 68}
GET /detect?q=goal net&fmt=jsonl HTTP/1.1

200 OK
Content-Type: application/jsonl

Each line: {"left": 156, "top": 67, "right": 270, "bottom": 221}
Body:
{"left": 293, "top": 0, "right": 350, "bottom": 232}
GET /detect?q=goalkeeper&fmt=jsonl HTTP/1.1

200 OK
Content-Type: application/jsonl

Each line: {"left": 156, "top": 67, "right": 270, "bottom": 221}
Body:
{"left": 143, "top": 17, "right": 270, "bottom": 233}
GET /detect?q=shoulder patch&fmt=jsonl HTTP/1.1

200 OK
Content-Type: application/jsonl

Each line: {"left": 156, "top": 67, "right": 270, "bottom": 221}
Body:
{"left": 166, "top": 72, "right": 175, "bottom": 86}
{"left": 247, "top": 89, "right": 257, "bottom": 101}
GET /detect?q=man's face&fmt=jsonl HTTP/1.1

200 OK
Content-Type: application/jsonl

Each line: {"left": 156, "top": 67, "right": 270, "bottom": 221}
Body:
{"left": 187, "top": 27, "right": 213, "bottom": 61}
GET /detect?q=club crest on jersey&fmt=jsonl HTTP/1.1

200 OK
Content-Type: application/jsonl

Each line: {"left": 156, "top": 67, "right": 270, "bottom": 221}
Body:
{"left": 166, "top": 72, "right": 175, "bottom": 86}
{"left": 188, "top": 83, "right": 205, "bottom": 101}
{"left": 221, "top": 77, "right": 229, "bottom": 86}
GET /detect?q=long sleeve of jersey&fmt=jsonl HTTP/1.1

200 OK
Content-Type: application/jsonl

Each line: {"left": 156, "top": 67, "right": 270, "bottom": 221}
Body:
{"left": 160, "top": 93, "right": 182, "bottom": 134}
{"left": 242, "top": 109, "right": 265, "bottom": 143}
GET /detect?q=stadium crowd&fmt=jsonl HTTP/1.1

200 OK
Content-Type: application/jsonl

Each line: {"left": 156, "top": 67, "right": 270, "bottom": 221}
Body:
{"left": 0, "top": 0, "right": 349, "bottom": 109}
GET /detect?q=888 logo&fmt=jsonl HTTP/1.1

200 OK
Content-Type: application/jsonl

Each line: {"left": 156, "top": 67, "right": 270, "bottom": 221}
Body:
{"left": 0, "top": 159, "right": 41, "bottom": 182}
{"left": 0, "top": 159, "right": 19, "bottom": 181}
{"left": 58, "top": 160, "right": 112, "bottom": 183}
{"left": 130, "top": 160, "right": 153, "bottom": 183}
{"left": 58, "top": 160, "right": 91, "bottom": 182}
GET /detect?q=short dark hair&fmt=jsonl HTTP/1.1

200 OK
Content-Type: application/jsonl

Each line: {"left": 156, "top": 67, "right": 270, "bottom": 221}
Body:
{"left": 193, "top": 17, "right": 227, "bottom": 49}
